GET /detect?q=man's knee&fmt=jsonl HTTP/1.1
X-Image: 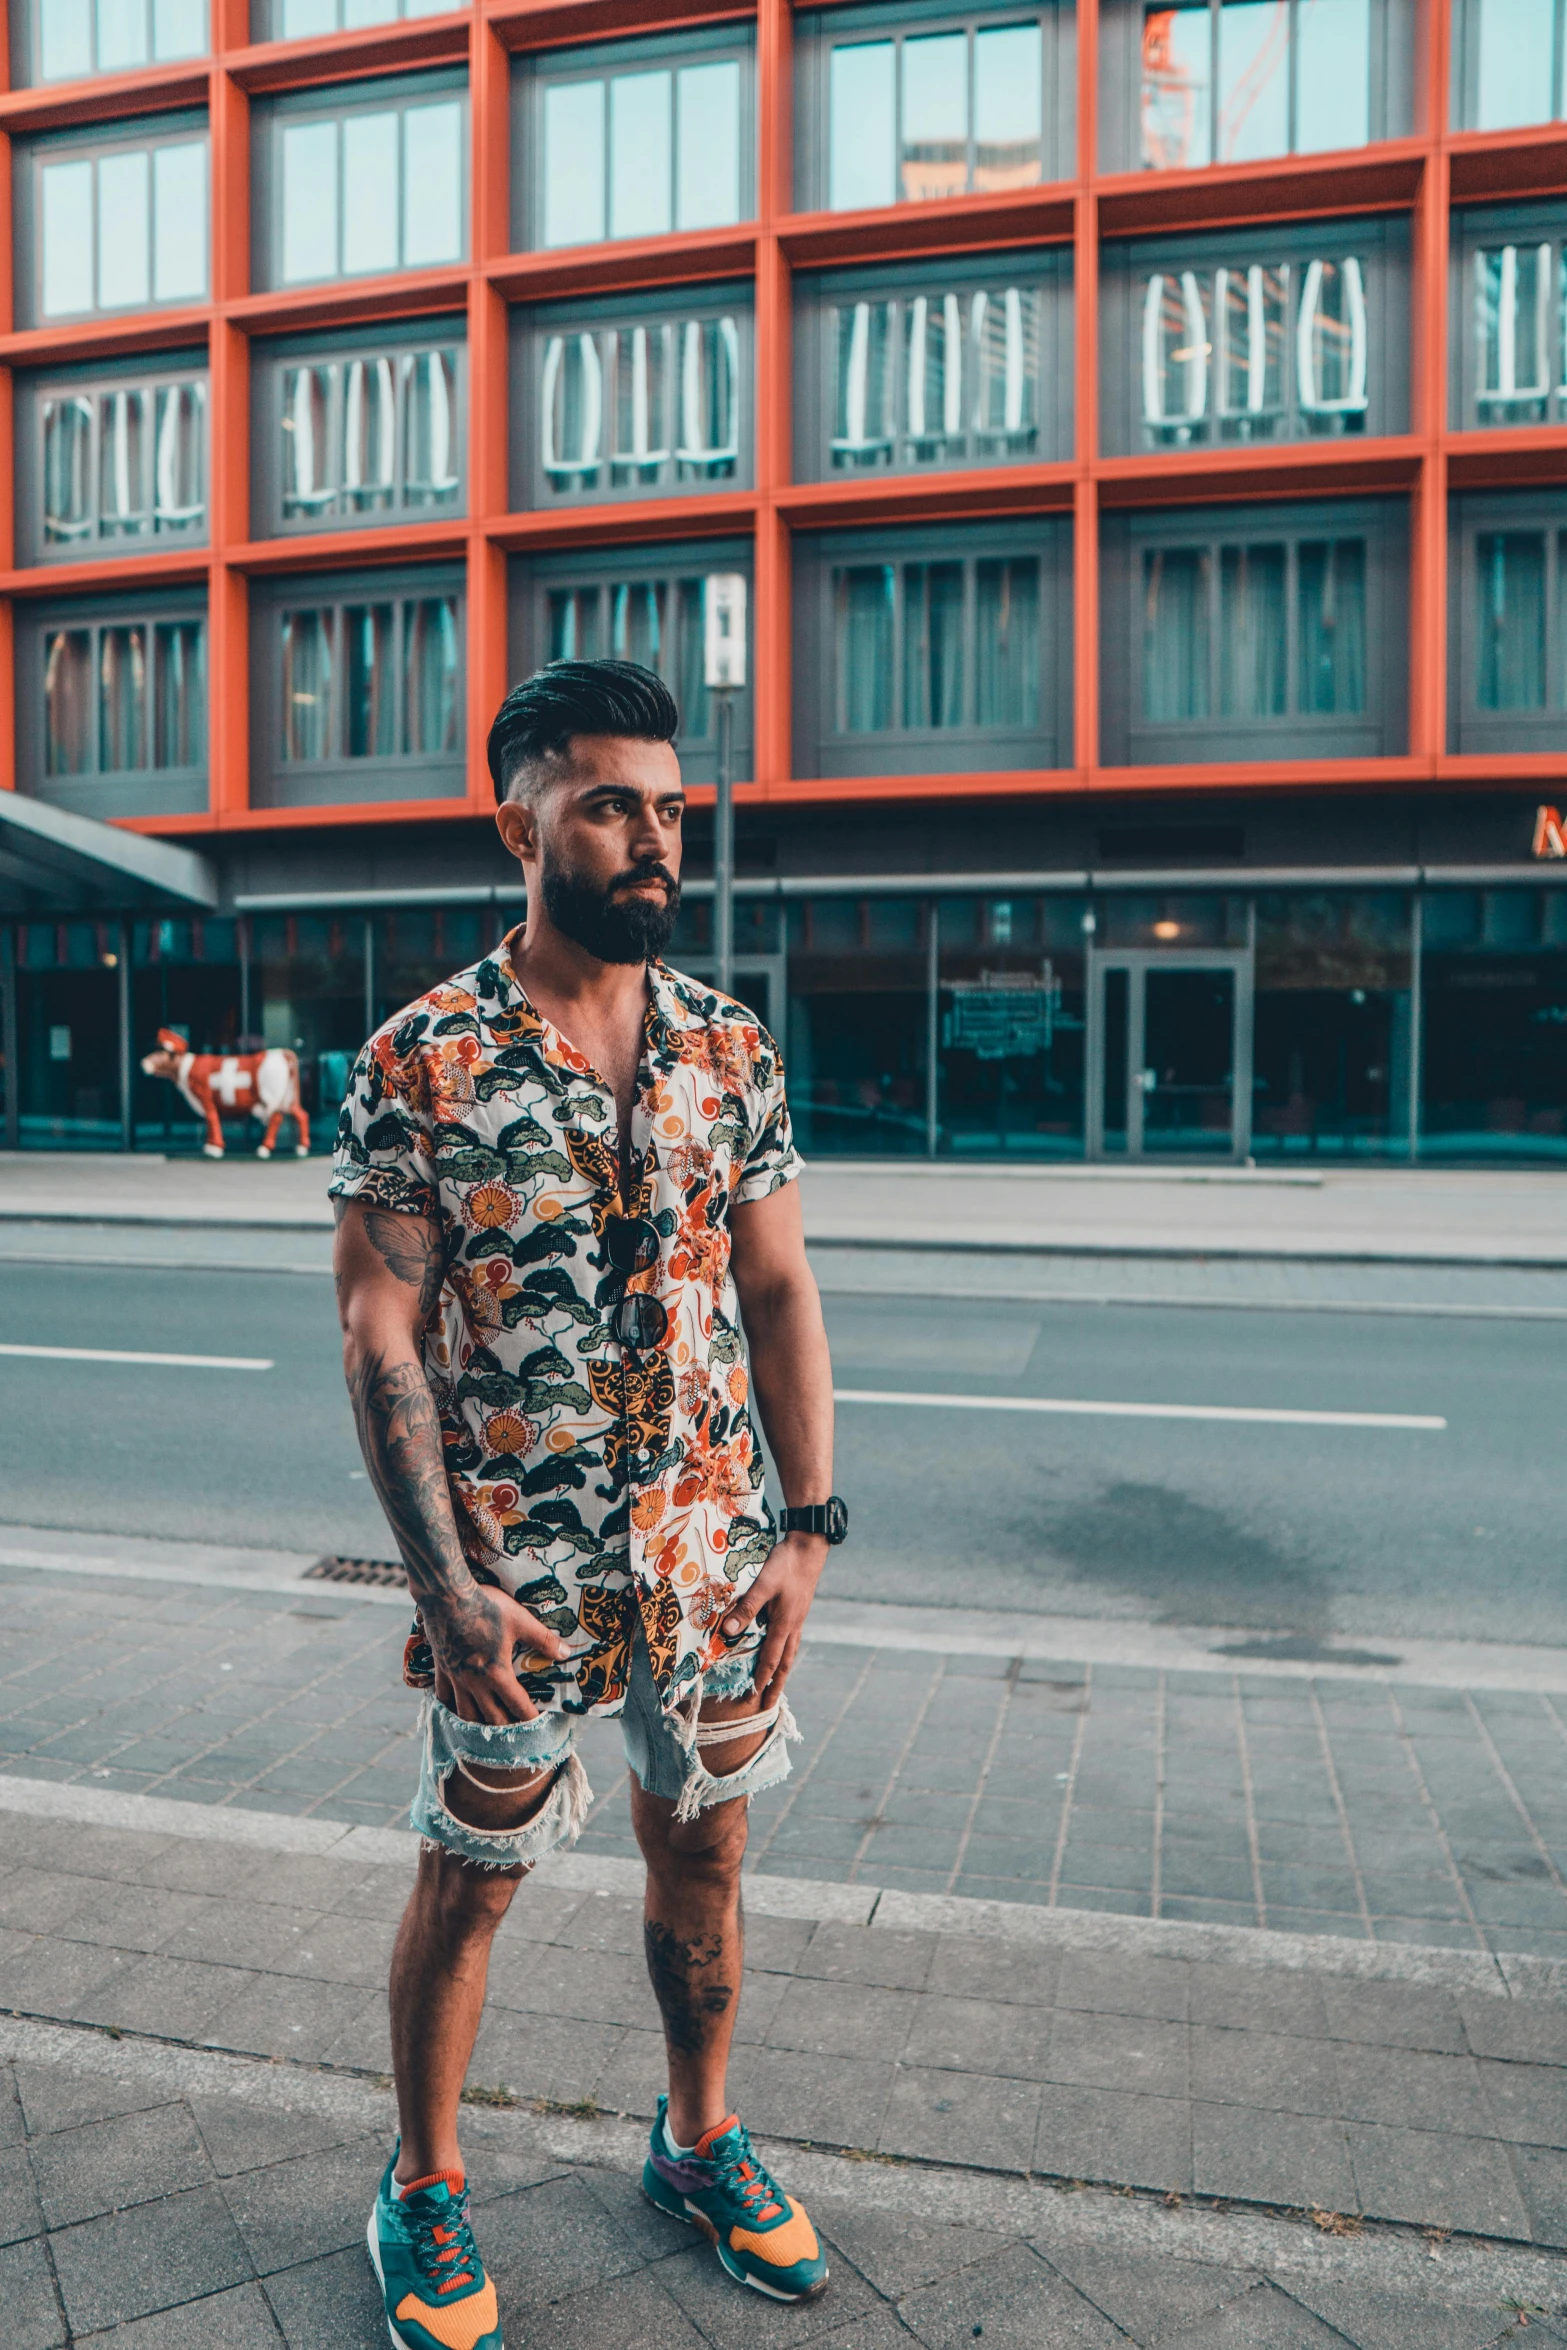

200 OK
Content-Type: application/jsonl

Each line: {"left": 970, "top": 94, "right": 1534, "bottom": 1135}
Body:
{"left": 634, "top": 1777, "right": 750, "bottom": 1884}
{"left": 410, "top": 1841, "right": 528, "bottom": 1946}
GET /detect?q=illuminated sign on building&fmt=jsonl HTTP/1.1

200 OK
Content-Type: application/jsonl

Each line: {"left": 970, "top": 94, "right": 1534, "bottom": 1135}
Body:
{"left": 1533, "top": 805, "right": 1567, "bottom": 859}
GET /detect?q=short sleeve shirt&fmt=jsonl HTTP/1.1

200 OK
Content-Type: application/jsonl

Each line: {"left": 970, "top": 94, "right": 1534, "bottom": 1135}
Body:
{"left": 329, "top": 938, "right": 803, "bottom": 1719}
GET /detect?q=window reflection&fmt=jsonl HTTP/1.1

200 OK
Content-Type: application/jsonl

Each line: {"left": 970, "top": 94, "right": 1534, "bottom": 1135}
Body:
{"left": 829, "top": 20, "right": 1043, "bottom": 210}
{"left": 1140, "top": 253, "right": 1367, "bottom": 443}
{"left": 1141, "top": 0, "right": 1370, "bottom": 169}
{"left": 153, "top": 619, "right": 205, "bottom": 767}
{"left": 44, "top": 630, "right": 94, "bottom": 774}
{"left": 540, "top": 313, "right": 739, "bottom": 493}
{"left": 406, "top": 598, "right": 460, "bottom": 754}
{"left": 832, "top": 282, "right": 1039, "bottom": 469}
{"left": 42, "top": 369, "right": 204, "bottom": 552}
{"left": 282, "top": 610, "right": 333, "bottom": 761}
{"left": 834, "top": 551, "right": 1039, "bottom": 735}
{"left": 281, "top": 595, "right": 462, "bottom": 762}
{"left": 1478, "top": 533, "right": 1548, "bottom": 709}
{"left": 99, "top": 625, "right": 148, "bottom": 770}
{"left": 345, "top": 604, "right": 396, "bottom": 757}
{"left": 42, "top": 398, "right": 95, "bottom": 545}
{"left": 280, "top": 346, "right": 461, "bottom": 524}
{"left": 1474, "top": 243, "right": 1559, "bottom": 425}
{"left": 1141, "top": 534, "right": 1366, "bottom": 724}
{"left": 546, "top": 572, "right": 730, "bottom": 735}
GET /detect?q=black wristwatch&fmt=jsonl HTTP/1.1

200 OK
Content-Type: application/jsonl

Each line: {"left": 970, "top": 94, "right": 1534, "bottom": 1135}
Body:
{"left": 779, "top": 1497, "right": 849, "bottom": 1545}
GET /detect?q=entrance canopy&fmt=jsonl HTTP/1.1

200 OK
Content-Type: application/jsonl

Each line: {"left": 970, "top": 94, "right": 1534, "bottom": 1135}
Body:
{"left": 0, "top": 793, "right": 218, "bottom": 917}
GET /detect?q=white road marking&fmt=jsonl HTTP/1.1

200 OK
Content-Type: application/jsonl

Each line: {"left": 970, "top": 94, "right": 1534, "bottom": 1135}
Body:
{"left": 0, "top": 1343, "right": 272, "bottom": 1371}
{"left": 834, "top": 1387, "right": 1445, "bottom": 1431}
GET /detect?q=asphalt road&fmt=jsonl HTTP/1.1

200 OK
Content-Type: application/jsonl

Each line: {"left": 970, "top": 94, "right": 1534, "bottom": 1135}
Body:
{"left": 0, "top": 1247, "right": 1558, "bottom": 1647}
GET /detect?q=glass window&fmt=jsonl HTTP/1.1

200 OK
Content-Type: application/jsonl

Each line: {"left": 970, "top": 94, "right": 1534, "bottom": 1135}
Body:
{"left": 1253, "top": 892, "right": 1412, "bottom": 1159}
{"left": 40, "top": 607, "right": 205, "bottom": 779}
{"left": 1141, "top": 0, "right": 1371, "bottom": 168}
{"left": 1473, "top": 241, "right": 1560, "bottom": 426}
{"left": 525, "top": 546, "right": 750, "bottom": 782}
{"left": 824, "top": 272, "right": 1048, "bottom": 472}
{"left": 536, "top": 49, "right": 746, "bottom": 250}
{"left": 273, "top": 89, "right": 465, "bottom": 287}
{"left": 1138, "top": 532, "right": 1369, "bottom": 726}
{"left": 269, "top": 336, "right": 463, "bottom": 531}
{"left": 29, "top": 0, "right": 206, "bottom": 82}
{"left": 1421, "top": 890, "right": 1567, "bottom": 1163}
{"left": 531, "top": 302, "right": 744, "bottom": 501}
{"left": 35, "top": 366, "right": 207, "bottom": 559}
{"left": 1477, "top": 533, "right": 1547, "bottom": 709}
{"left": 1469, "top": 0, "right": 1560, "bottom": 129}
{"left": 826, "top": 14, "right": 1045, "bottom": 209}
{"left": 37, "top": 133, "right": 207, "bottom": 320}
{"left": 938, "top": 895, "right": 1087, "bottom": 1158}
{"left": 1138, "top": 249, "right": 1369, "bottom": 444}
{"left": 278, "top": 0, "right": 450, "bottom": 30}
{"left": 278, "top": 593, "right": 461, "bottom": 765}
{"left": 835, "top": 549, "right": 1041, "bottom": 734}
{"left": 1453, "top": 497, "right": 1567, "bottom": 744}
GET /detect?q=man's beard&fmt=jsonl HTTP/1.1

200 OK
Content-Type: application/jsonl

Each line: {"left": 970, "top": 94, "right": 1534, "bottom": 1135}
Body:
{"left": 539, "top": 851, "right": 681, "bottom": 965}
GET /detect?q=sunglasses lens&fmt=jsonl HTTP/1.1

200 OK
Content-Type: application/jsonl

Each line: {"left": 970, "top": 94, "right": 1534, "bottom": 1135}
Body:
{"left": 605, "top": 1217, "right": 660, "bottom": 1275}
{"left": 611, "top": 1293, "right": 669, "bottom": 1353}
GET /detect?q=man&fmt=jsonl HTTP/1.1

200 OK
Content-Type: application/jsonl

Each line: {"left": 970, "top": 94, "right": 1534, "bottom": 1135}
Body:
{"left": 331, "top": 658, "right": 846, "bottom": 2350}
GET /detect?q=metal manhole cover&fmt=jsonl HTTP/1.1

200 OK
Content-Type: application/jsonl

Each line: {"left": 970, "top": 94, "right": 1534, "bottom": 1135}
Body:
{"left": 305, "top": 1556, "right": 406, "bottom": 1588}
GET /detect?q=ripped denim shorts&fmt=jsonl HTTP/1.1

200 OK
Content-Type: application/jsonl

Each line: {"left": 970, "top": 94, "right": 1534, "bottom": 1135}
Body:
{"left": 409, "top": 1625, "right": 800, "bottom": 1871}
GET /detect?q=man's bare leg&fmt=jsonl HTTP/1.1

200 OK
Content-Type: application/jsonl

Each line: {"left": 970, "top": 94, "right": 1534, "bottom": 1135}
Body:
{"left": 630, "top": 1690, "right": 772, "bottom": 2144}
{"left": 389, "top": 1762, "right": 554, "bottom": 2183}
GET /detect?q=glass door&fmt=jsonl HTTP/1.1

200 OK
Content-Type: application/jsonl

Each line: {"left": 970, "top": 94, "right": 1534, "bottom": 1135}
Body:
{"left": 1087, "top": 951, "right": 1252, "bottom": 1160}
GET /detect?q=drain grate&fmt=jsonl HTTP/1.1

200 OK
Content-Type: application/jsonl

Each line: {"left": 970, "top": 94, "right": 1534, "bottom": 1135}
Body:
{"left": 305, "top": 1555, "right": 406, "bottom": 1588}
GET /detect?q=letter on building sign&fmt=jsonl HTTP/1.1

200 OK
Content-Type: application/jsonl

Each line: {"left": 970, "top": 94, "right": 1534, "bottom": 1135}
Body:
{"left": 1533, "top": 804, "right": 1567, "bottom": 859}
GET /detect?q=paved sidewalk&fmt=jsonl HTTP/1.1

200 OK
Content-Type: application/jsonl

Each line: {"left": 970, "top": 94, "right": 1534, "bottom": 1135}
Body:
{"left": 3, "top": 1794, "right": 1567, "bottom": 2346}
{"left": 5, "top": 1560, "right": 1567, "bottom": 1963}
{"left": 5, "top": 1151, "right": 1567, "bottom": 1266}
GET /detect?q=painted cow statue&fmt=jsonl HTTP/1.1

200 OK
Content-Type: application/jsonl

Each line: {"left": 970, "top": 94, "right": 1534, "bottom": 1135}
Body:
{"left": 140, "top": 1029, "right": 311, "bottom": 1160}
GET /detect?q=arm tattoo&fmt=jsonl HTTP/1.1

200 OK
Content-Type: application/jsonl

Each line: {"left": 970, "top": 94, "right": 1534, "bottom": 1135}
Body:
{"left": 643, "top": 1921, "right": 736, "bottom": 2056}
{"left": 360, "top": 1207, "right": 446, "bottom": 1323}
{"left": 346, "top": 1349, "right": 510, "bottom": 1668}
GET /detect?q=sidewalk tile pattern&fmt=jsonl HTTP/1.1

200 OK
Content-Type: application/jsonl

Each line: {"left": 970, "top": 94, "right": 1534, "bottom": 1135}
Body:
{"left": 5, "top": 1569, "right": 1567, "bottom": 1963}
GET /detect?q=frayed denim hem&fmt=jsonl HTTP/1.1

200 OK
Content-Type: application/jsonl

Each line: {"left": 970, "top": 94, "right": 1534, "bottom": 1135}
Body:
{"left": 409, "top": 1695, "right": 593, "bottom": 1869}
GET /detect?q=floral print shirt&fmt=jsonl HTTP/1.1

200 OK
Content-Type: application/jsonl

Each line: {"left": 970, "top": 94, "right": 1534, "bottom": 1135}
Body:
{"left": 329, "top": 938, "right": 803, "bottom": 1718}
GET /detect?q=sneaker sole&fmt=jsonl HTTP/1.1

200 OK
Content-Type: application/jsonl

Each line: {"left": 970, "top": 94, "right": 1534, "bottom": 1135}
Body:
{"left": 641, "top": 2178, "right": 829, "bottom": 2303}
{"left": 366, "top": 2207, "right": 504, "bottom": 2350}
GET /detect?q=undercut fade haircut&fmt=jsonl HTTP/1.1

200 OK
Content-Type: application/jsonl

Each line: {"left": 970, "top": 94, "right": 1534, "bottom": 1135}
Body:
{"left": 486, "top": 659, "right": 680, "bottom": 803}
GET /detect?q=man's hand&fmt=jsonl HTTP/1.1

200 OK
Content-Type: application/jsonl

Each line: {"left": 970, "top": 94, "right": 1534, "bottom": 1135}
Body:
{"left": 719, "top": 1531, "right": 829, "bottom": 1701}
{"left": 426, "top": 1580, "right": 571, "bottom": 1725}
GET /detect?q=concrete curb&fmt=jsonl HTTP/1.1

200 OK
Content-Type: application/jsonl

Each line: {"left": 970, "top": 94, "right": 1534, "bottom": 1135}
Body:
{"left": 5, "top": 1769, "right": 1560, "bottom": 2002}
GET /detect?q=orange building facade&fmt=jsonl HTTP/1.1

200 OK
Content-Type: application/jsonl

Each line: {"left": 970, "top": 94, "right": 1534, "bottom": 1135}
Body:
{"left": 3, "top": 0, "right": 1567, "bottom": 1163}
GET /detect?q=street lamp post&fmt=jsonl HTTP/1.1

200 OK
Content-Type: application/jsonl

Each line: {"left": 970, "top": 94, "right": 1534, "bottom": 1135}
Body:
{"left": 704, "top": 574, "right": 746, "bottom": 1000}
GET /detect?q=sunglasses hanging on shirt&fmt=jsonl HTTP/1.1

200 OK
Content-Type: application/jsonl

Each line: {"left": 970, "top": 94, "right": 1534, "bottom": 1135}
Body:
{"left": 602, "top": 1214, "right": 669, "bottom": 1357}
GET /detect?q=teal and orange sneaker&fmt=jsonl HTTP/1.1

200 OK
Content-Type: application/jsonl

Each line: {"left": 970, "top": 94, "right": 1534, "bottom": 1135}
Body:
{"left": 642, "top": 2096, "right": 828, "bottom": 2302}
{"left": 365, "top": 2145, "right": 503, "bottom": 2350}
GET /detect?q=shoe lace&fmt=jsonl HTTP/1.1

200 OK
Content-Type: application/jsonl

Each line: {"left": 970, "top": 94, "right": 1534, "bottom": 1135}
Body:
{"left": 709, "top": 2123, "right": 785, "bottom": 2225}
{"left": 406, "top": 2187, "right": 481, "bottom": 2296}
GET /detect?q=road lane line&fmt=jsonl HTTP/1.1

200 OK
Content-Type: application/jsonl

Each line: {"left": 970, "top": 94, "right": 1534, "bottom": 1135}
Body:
{"left": 0, "top": 1343, "right": 273, "bottom": 1371}
{"left": 834, "top": 1387, "right": 1445, "bottom": 1430}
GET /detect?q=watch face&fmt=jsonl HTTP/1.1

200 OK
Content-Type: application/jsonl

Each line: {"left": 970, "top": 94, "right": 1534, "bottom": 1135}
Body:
{"left": 826, "top": 1495, "right": 849, "bottom": 1545}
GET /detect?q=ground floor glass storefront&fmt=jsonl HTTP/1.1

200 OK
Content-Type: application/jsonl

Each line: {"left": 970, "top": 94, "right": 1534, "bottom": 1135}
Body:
{"left": 3, "top": 883, "right": 1566, "bottom": 1162}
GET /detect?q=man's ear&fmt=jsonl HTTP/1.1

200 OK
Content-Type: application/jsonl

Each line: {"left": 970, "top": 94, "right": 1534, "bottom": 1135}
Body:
{"left": 495, "top": 797, "right": 536, "bottom": 863}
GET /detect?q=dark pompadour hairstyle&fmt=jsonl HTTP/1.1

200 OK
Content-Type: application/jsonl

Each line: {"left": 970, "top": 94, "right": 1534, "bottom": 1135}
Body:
{"left": 485, "top": 659, "right": 680, "bottom": 802}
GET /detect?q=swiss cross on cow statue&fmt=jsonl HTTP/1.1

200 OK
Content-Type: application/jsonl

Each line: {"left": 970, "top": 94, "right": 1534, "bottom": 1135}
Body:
{"left": 139, "top": 1030, "right": 311, "bottom": 1160}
